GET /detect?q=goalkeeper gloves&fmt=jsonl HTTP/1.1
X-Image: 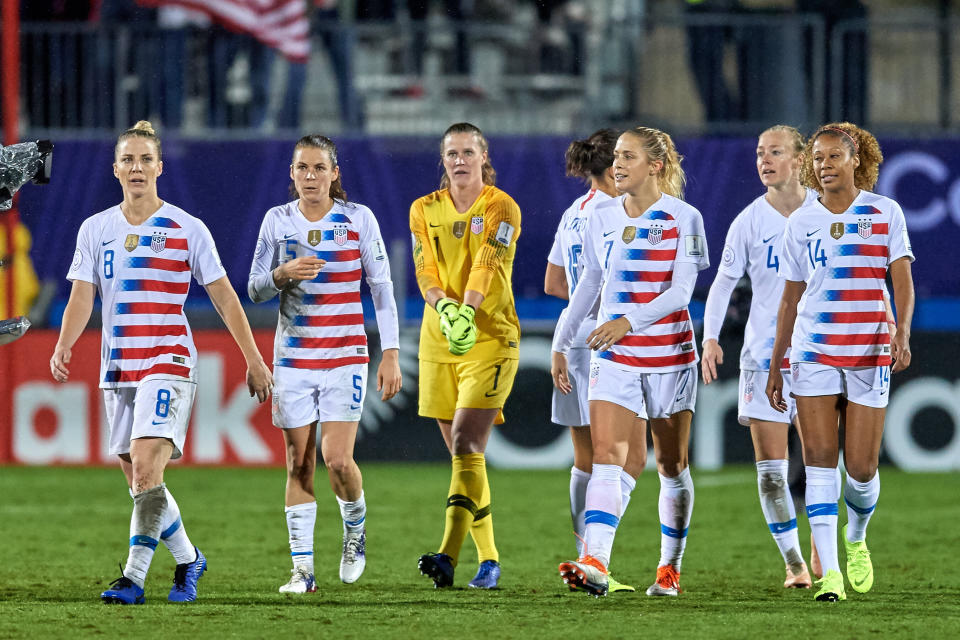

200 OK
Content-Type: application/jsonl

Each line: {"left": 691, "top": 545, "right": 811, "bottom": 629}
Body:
{"left": 447, "top": 304, "right": 477, "bottom": 356}
{"left": 436, "top": 297, "right": 460, "bottom": 338}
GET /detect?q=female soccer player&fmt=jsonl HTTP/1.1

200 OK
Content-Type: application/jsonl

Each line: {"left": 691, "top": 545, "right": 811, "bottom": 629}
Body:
{"left": 766, "top": 122, "right": 914, "bottom": 602}
{"left": 700, "top": 125, "right": 820, "bottom": 589}
{"left": 248, "top": 134, "right": 401, "bottom": 593}
{"left": 412, "top": 122, "right": 522, "bottom": 590}
{"left": 546, "top": 129, "right": 647, "bottom": 593}
{"left": 50, "top": 120, "right": 273, "bottom": 604}
{"left": 553, "top": 126, "right": 708, "bottom": 597}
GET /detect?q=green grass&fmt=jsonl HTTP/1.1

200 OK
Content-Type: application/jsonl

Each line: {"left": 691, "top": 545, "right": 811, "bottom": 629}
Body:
{"left": 1, "top": 465, "right": 958, "bottom": 639}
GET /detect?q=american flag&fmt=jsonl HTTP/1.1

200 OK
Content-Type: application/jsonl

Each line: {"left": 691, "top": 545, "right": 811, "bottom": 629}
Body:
{"left": 137, "top": 0, "right": 310, "bottom": 63}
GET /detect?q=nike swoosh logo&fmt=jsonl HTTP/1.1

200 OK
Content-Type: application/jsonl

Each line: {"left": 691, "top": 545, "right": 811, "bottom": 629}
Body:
{"left": 603, "top": 230, "right": 616, "bottom": 237}
{"left": 806, "top": 230, "right": 819, "bottom": 237}
{"left": 283, "top": 233, "right": 297, "bottom": 240}
{"left": 807, "top": 505, "right": 833, "bottom": 517}
{"left": 151, "top": 420, "right": 166, "bottom": 426}
{"left": 484, "top": 391, "right": 499, "bottom": 398}
{"left": 102, "top": 239, "right": 115, "bottom": 246}
{"left": 762, "top": 235, "right": 778, "bottom": 243}
{"left": 349, "top": 404, "right": 360, "bottom": 410}
{"left": 429, "top": 223, "right": 441, "bottom": 228}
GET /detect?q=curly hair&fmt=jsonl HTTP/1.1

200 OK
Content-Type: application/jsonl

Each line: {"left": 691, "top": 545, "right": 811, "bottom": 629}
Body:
{"left": 621, "top": 126, "right": 686, "bottom": 199}
{"left": 800, "top": 122, "right": 883, "bottom": 192}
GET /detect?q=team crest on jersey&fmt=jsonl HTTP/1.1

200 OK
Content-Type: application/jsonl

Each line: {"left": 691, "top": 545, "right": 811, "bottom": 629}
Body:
{"left": 857, "top": 219, "right": 873, "bottom": 239}
{"left": 830, "top": 222, "right": 845, "bottom": 240}
{"left": 470, "top": 216, "right": 484, "bottom": 235}
{"left": 124, "top": 234, "right": 139, "bottom": 252}
{"left": 647, "top": 225, "right": 663, "bottom": 245}
{"left": 333, "top": 226, "right": 348, "bottom": 246}
{"left": 308, "top": 229, "right": 323, "bottom": 246}
{"left": 150, "top": 232, "right": 166, "bottom": 253}
{"left": 453, "top": 221, "right": 467, "bottom": 239}
{"left": 622, "top": 226, "right": 637, "bottom": 244}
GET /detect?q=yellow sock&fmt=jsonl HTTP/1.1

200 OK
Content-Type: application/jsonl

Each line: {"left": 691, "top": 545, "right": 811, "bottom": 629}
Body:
{"left": 438, "top": 453, "right": 484, "bottom": 564}
{"left": 469, "top": 455, "right": 498, "bottom": 563}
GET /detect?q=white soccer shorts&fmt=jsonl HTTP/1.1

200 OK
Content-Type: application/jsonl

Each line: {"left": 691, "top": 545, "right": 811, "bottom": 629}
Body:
{"left": 103, "top": 378, "right": 196, "bottom": 459}
{"left": 272, "top": 362, "right": 369, "bottom": 428}
{"left": 587, "top": 357, "right": 691, "bottom": 420}
{"left": 738, "top": 368, "right": 797, "bottom": 425}
{"left": 554, "top": 348, "right": 649, "bottom": 426}
{"left": 791, "top": 362, "right": 891, "bottom": 409}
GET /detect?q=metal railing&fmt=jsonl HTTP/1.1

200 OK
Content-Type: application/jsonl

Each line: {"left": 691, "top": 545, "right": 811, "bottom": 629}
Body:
{"left": 14, "top": 10, "right": 959, "bottom": 139}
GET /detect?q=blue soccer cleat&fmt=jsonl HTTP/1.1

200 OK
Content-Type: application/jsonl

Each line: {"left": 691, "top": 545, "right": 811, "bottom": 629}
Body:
{"left": 168, "top": 547, "right": 207, "bottom": 602}
{"left": 418, "top": 552, "right": 455, "bottom": 588}
{"left": 468, "top": 560, "right": 501, "bottom": 589}
{"left": 101, "top": 574, "right": 145, "bottom": 605}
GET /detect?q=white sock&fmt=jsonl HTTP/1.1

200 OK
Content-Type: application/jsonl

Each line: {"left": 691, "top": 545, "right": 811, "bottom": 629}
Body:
{"left": 805, "top": 466, "right": 840, "bottom": 574}
{"left": 158, "top": 487, "right": 196, "bottom": 565}
{"left": 658, "top": 468, "right": 694, "bottom": 571}
{"left": 844, "top": 472, "right": 879, "bottom": 543}
{"left": 124, "top": 484, "right": 168, "bottom": 587}
{"left": 336, "top": 492, "right": 366, "bottom": 534}
{"left": 583, "top": 463, "right": 622, "bottom": 568}
{"left": 756, "top": 459, "right": 803, "bottom": 568}
{"left": 569, "top": 466, "right": 591, "bottom": 557}
{"left": 620, "top": 471, "right": 637, "bottom": 519}
{"left": 286, "top": 502, "right": 317, "bottom": 572}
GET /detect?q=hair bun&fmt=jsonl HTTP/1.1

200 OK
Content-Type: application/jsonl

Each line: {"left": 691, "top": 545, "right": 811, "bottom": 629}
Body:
{"left": 132, "top": 120, "right": 156, "bottom": 136}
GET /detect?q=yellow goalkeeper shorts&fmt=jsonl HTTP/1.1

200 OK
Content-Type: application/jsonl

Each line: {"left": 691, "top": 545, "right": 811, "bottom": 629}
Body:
{"left": 418, "top": 357, "right": 518, "bottom": 425}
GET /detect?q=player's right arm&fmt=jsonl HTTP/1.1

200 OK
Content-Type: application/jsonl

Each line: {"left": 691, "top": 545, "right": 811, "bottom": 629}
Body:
{"left": 51, "top": 279, "right": 95, "bottom": 382}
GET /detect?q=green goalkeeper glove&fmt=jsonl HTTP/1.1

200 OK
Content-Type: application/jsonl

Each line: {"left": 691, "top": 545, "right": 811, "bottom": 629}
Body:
{"left": 436, "top": 297, "right": 460, "bottom": 339}
{"left": 447, "top": 304, "right": 478, "bottom": 356}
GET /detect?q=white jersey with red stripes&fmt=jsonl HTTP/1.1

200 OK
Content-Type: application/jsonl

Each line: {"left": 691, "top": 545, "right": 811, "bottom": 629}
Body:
{"left": 547, "top": 188, "right": 610, "bottom": 344}
{"left": 249, "top": 200, "right": 392, "bottom": 370}
{"left": 718, "top": 189, "right": 819, "bottom": 371}
{"left": 67, "top": 203, "right": 226, "bottom": 388}
{"left": 779, "top": 190, "right": 914, "bottom": 368}
{"left": 583, "top": 193, "right": 709, "bottom": 373}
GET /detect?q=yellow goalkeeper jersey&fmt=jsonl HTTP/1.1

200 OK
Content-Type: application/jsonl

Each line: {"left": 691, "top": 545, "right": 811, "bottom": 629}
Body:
{"left": 410, "top": 184, "right": 521, "bottom": 364}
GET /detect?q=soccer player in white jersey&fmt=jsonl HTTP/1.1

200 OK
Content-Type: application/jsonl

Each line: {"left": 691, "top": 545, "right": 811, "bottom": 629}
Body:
{"left": 545, "top": 129, "right": 647, "bottom": 594}
{"left": 50, "top": 121, "right": 273, "bottom": 605}
{"left": 701, "top": 125, "right": 822, "bottom": 589}
{"left": 766, "top": 122, "right": 915, "bottom": 602}
{"left": 552, "top": 127, "right": 709, "bottom": 597}
{"left": 248, "top": 134, "right": 401, "bottom": 594}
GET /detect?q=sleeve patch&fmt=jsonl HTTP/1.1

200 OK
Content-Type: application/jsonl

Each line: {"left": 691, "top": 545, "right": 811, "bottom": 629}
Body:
{"left": 495, "top": 221, "right": 515, "bottom": 247}
{"left": 685, "top": 235, "right": 705, "bottom": 258}
{"left": 71, "top": 249, "right": 82, "bottom": 271}
{"left": 254, "top": 238, "right": 266, "bottom": 258}
{"left": 721, "top": 245, "right": 735, "bottom": 267}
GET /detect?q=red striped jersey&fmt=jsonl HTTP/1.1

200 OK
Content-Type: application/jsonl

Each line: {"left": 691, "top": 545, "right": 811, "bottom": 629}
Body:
{"left": 583, "top": 194, "right": 709, "bottom": 373}
{"left": 779, "top": 191, "right": 914, "bottom": 368}
{"left": 547, "top": 188, "right": 611, "bottom": 345}
{"left": 248, "top": 200, "right": 397, "bottom": 370}
{"left": 717, "top": 189, "right": 819, "bottom": 371}
{"left": 67, "top": 203, "right": 227, "bottom": 388}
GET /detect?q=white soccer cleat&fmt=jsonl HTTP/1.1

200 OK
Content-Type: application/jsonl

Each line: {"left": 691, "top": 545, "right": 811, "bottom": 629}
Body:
{"left": 279, "top": 568, "right": 317, "bottom": 594}
{"left": 645, "top": 564, "right": 682, "bottom": 596}
{"left": 340, "top": 529, "right": 366, "bottom": 584}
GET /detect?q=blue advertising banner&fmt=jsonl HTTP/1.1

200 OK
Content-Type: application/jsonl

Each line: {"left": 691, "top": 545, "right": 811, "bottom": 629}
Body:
{"left": 17, "top": 136, "right": 959, "bottom": 309}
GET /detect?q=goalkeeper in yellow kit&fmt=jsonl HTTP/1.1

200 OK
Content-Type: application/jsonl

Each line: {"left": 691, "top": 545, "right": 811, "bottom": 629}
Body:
{"left": 411, "top": 123, "right": 521, "bottom": 589}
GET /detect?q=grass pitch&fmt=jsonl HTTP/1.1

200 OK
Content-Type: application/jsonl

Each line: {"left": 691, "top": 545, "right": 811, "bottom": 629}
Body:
{"left": 1, "top": 464, "right": 958, "bottom": 639}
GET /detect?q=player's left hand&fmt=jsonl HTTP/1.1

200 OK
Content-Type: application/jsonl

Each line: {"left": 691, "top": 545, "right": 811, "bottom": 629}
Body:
{"left": 246, "top": 357, "right": 274, "bottom": 403}
{"left": 891, "top": 330, "right": 911, "bottom": 373}
{"left": 447, "top": 304, "right": 478, "bottom": 356}
{"left": 377, "top": 349, "right": 402, "bottom": 400}
{"left": 50, "top": 344, "right": 72, "bottom": 383}
{"left": 551, "top": 351, "right": 571, "bottom": 394}
{"left": 765, "top": 368, "right": 788, "bottom": 413}
{"left": 586, "top": 317, "right": 632, "bottom": 351}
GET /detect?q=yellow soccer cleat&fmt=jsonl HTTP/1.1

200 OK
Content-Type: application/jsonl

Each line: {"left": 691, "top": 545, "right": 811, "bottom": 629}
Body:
{"left": 814, "top": 569, "right": 847, "bottom": 602}
{"left": 843, "top": 525, "right": 874, "bottom": 593}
